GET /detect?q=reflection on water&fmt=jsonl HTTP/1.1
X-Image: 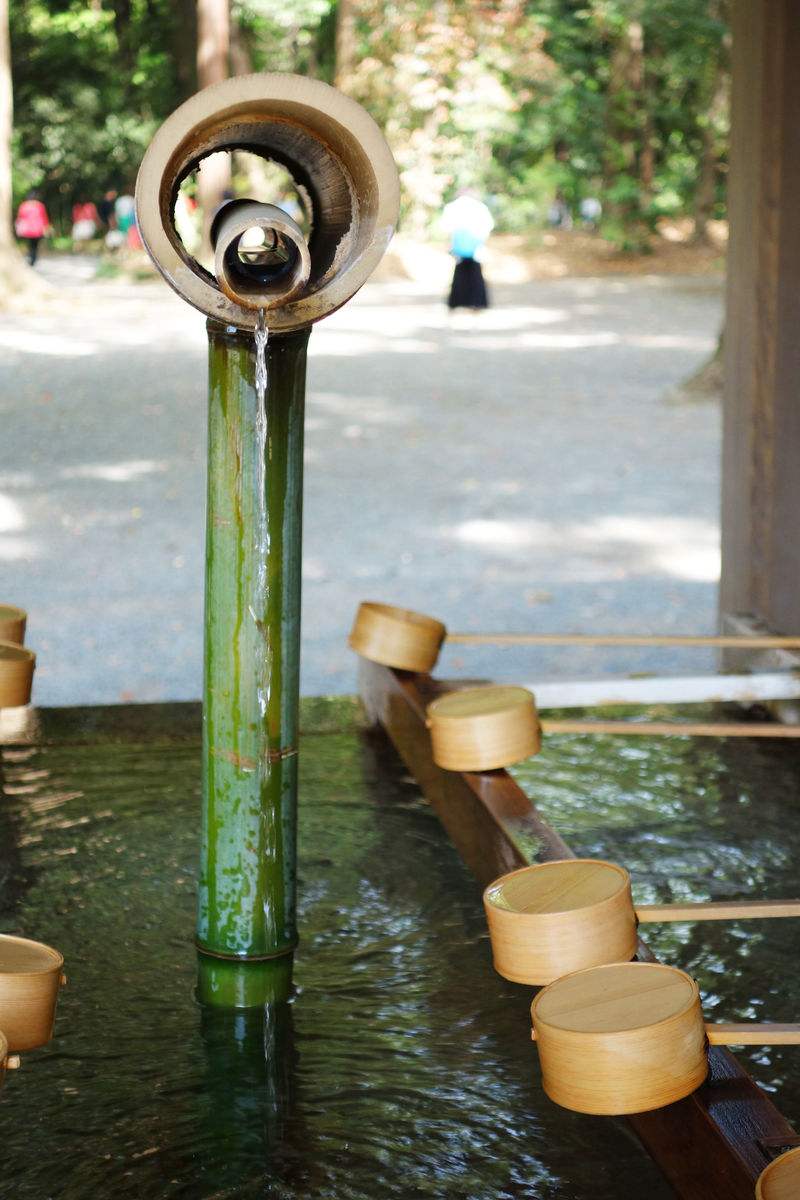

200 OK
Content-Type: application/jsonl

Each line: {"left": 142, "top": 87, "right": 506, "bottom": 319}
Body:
{"left": 4, "top": 698, "right": 773, "bottom": 1198}
{"left": 512, "top": 704, "right": 800, "bottom": 1126}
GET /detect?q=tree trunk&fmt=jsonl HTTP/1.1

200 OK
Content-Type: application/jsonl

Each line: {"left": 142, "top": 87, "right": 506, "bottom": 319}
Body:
{"left": 173, "top": 0, "right": 198, "bottom": 100}
{"left": 229, "top": 12, "right": 251, "bottom": 77}
{"left": 693, "top": 56, "right": 729, "bottom": 244}
{"left": 0, "top": 0, "right": 44, "bottom": 299}
{"left": 196, "top": 0, "right": 231, "bottom": 260}
{"left": 335, "top": 0, "right": 357, "bottom": 86}
{"left": 604, "top": 12, "right": 650, "bottom": 251}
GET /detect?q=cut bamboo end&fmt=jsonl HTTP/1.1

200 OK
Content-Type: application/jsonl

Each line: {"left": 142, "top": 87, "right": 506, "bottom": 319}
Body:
{"left": 757, "top": 1146, "right": 800, "bottom": 1199}
{"left": 349, "top": 601, "right": 446, "bottom": 672}
{"left": 0, "top": 935, "right": 65, "bottom": 1052}
{"left": 136, "top": 73, "right": 399, "bottom": 333}
{"left": 530, "top": 962, "right": 708, "bottom": 1115}
{"left": 0, "top": 605, "right": 26, "bottom": 646}
{"left": 0, "top": 641, "right": 36, "bottom": 708}
{"left": 427, "top": 685, "right": 541, "bottom": 771}
{"left": 483, "top": 859, "right": 637, "bottom": 985}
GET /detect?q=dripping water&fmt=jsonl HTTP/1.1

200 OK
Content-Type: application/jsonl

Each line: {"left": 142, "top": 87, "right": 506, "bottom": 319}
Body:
{"left": 253, "top": 307, "right": 270, "bottom": 718}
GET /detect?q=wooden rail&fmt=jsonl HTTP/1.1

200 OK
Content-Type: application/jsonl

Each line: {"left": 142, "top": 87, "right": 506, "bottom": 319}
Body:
{"left": 358, "top": 659, "right": 800, "bottom": 1200}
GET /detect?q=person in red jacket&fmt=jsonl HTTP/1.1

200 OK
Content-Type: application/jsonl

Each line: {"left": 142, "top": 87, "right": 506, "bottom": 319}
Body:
{"left": 15, "top": 191, "right": 50, "bottom": 265}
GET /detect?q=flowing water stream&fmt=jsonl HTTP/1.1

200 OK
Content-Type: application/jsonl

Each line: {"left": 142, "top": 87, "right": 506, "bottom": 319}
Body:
{"left": 253, "top": 307, "right": 270, "bottom": 720}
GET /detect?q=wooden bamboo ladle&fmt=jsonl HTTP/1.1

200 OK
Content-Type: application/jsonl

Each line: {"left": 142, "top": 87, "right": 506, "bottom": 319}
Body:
{"left": 757, "top": 1146, "right": 800, "bottom": 1199}
{"left": 0, "top": 605, "right": 26, "bottom": 646}
{"left": 349, "top": 602, "right": 800, "bottom": 739}
{"left": 349, "top": 601, "right": 446, "bottom": 673}
{"left": 426, "top": 685, "right": 540, "bottom": 771}
{"left": 0, "top": 935, "right": 66, "bottom": 1052}
{"left": 530, "top": 961, "right": 800, "bottom": 1116}
{"left": 483, "top": 859, "right": 800, "bottom": 986}
{"left": 0, "top": 641, "right": 35, "bottom": 708}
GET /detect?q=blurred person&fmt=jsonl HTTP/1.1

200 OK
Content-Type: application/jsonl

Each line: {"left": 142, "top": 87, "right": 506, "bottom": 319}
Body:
{"left": 97, "top": 188, "right": 118, "bottom": 229}
{"left": 580, "top": 196, "right": 602, "bottom": 230}
{"left": 547, "top": 190, "right": 572, "bottom": 229}
{"left": 173, "top": 189, "right": 200, "bottom": 255}
{"left": 72, "top": 198, "right": 100, "bottom": 243}
{"left": 15, "top": 190, "right": 50, "bottom": 265}
{"left": 442, "top": 189, "right": 493, "bottom": 311}
{"left": 114, "top": 192, "right": 136, "bottom": 235}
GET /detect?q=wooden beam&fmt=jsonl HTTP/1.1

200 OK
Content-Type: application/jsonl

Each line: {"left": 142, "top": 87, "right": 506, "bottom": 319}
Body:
{"left": 721, "top": 2, "right": 800, "bottom": 636}
{"left": 359, "top": 660, "right": 799, "bottom": 1200}
{"left": 526, "top": 672, "right": 800, "bottom": 710}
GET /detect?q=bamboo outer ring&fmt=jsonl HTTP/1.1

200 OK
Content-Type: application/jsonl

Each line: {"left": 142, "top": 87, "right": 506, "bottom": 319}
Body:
{"left": 136, "top": 73, "right": 399, "bottom": 332}
{"left": 483, "top": 859, "right": 637, "bottom": 985}
{"left": 756, "top": 1146, "right": 800, "bottom": 1199}
{"left": 0, "top": 641, "right": 35, "bottom": 708}
{"left": 348, "top": 601, "right": 446, "bottom": 672}
{"left": 0, "top": 935, "right": 65, "bottom": 1052}
{"left": 0, "top": 1030, "right": 7, "bottom": 1089}
{"left": 0, "top": 605, "right": 26, "bottom": 646}
{"left": 427, "top": 685, "right": 541, "bottom": 771}
{"left": 530, "top": 961, "right": 708, "bottom": 1115}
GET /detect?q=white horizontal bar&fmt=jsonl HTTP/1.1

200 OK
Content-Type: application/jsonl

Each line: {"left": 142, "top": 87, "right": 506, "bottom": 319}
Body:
{"left": 518, "top": 672, "right": 800, "bottom": 710}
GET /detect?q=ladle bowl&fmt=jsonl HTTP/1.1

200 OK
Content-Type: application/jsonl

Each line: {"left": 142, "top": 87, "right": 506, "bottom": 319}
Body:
{"left": 485, "top": 857, "right": 800, "bottom": 985}
{"left": 0, "top": 935, "right": 65, "bottom": 1052}
{"left": 426, "top": 685, "right": 541, "bottom": 771}
{"left": 0, "top": 641, "right": 35, "bottom": 708}
{"left": 484, "top": 859, "right": 636, "bottom": 985}
{"left": 531, "top": 962, "right": 707, "bottom": 1115}
{"left": 349, "top": 601, "right": 446, "bottom": 672}
{"left": 0, "top": 605, "right": 26, "bottom": 645}
{"left": 756, "top": 1146, "right": 800, "bottom": 1199}
{"left": 531, "top": 961, "right": 800, "bottom": 1116}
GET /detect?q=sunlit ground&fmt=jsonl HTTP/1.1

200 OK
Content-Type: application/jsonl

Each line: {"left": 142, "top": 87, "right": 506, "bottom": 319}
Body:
{"left": 0, "top": 256, "right": 724, "bottom": 704}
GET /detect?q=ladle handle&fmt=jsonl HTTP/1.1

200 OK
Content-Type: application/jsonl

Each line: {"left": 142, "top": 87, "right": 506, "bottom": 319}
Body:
{"left": 706, "top": 1023, "right": 800, "bottom": 1045}
{"left": 636, "top": 899, "right": 800, "bottom": 922}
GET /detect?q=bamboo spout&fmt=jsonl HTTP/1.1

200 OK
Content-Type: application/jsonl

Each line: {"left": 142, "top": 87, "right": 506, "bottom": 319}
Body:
{"left": 137, "top": 74, "right": 398, "bottom": 1009}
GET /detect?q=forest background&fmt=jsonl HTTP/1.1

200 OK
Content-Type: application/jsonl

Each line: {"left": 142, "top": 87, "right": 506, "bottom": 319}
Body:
{"left": 5, "top": 0, "right": 729, "bottom": 254}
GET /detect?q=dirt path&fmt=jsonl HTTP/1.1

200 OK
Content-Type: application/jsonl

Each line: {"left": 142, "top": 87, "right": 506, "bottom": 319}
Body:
{"left": 0, "top": 259, "right": 724, "bottom": 704}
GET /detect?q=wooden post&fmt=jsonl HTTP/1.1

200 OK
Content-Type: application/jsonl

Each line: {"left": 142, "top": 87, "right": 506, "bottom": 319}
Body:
{"left": 720, "top": 2, "right": 800, "bottom": 638}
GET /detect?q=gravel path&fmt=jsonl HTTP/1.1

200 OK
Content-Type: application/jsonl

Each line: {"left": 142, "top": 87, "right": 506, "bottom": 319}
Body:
{"left": 0, "top": 257, "right": 724, "bottom": 704}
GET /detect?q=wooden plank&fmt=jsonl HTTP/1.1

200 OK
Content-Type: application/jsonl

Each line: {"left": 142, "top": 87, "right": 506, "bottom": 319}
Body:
{"left": 525, "top": 672, "right": 800, "bottom": 709}
{"left": 359, "top": 660, "right": 798, "bottom": 1200}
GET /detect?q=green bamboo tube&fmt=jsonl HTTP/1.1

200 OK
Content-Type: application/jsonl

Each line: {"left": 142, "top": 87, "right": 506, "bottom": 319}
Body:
{"left": 197, "top": 321, "right": 309, "bottom": 1008}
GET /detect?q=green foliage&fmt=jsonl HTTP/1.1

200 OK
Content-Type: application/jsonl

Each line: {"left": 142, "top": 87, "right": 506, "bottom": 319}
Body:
{"left": 9, "top": 0, "right": 730, "bottom": 242}
{"left": 10, "top": 0, "right": 184, "bottom": 228}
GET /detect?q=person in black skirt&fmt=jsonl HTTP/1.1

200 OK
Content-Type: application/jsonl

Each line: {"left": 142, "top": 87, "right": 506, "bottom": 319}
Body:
{"left": 442, "top": 191, "right": 494, "bottom": 310}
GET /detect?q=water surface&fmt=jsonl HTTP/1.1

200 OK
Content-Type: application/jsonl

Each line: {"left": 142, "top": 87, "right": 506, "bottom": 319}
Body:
{"left": 0, "top": 698, "right": 671, "bottom": 1199}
